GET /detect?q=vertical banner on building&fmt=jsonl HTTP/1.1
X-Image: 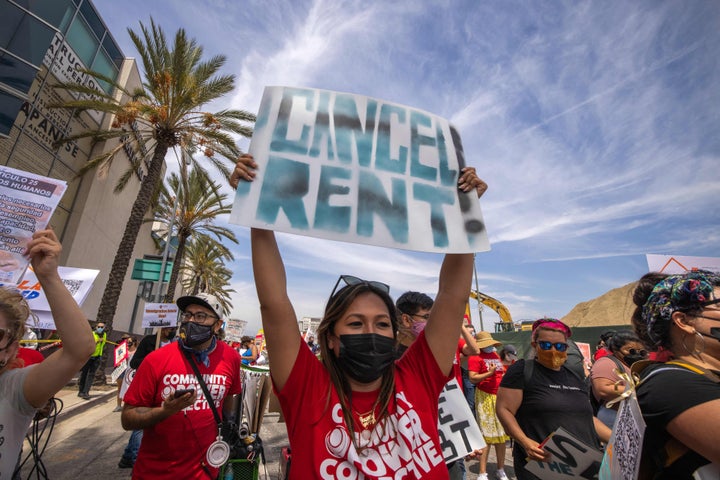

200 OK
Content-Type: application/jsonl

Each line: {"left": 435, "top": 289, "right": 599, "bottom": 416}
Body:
{"left": 230, "top": 86, "right": 490, "bottom": 253}
{"left": 0, "top": 166, "right": 67, "bottom": 284}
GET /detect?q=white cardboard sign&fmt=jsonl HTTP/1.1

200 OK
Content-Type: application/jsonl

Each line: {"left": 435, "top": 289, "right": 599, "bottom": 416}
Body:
{"left": 525, "top": 427, "right": 603, "bottom": 479}
{"left": 438, "top": 379, "right": 487, "bottom": 462}
{"left": 142, "top": 303, "right": 179, "bottom": 328}
{"left": 230, "top": 86, "right": 489, "bottom": 254}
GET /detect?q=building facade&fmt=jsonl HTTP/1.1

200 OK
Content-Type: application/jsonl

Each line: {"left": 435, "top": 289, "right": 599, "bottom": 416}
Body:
{"left": 0, "top": 0, "right": 159, "bottom": 333}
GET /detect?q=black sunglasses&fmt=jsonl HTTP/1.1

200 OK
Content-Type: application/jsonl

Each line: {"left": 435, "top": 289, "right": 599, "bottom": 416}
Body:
{"left": 628, "top": 348, "right": 648, "bottom": 357}
{"left": 330, "top": 275, "right": 390, "bottom": 299}
{"left": 537, "top": 341, "right": 569, "bottom": 352}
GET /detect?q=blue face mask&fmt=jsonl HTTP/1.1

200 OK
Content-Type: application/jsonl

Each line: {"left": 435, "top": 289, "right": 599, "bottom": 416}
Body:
{"left": 96, "top": 327, "right": 104, "bottom": 334}
{"left": 481, "top": 346, "right": 496, "bottom": 353}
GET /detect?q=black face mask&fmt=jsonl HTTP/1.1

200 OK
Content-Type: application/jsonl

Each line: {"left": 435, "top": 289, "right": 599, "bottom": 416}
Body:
{"left": 623, "top": 353, "right": 647, "bottom": 365}
{"left": 179, "top": 321, "right": 214, "bottom": 347}
{"left": 336, "top": 333, "right": 396, "bottom": 384}
{"left": 165, "top": 329, "right": 176, "bottom": 341}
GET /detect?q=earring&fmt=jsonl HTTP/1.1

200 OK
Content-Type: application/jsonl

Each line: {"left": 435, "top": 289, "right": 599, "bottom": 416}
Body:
{"left": 693, "top": 331, "right": 705, "bottom": 358}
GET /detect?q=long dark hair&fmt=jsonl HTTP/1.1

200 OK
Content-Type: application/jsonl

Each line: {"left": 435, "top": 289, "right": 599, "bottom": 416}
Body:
{"left": 316, "top": 282, "right": 398, "bottom": 447}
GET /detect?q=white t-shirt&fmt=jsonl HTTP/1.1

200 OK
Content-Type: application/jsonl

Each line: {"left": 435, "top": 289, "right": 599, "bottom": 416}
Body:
{"left": 0, "top": 367, "right": 37, "bottom": 477}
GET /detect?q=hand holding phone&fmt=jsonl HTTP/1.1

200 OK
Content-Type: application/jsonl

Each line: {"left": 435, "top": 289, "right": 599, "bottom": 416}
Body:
{"left": 173, "top": 388, "right": 195, "bottom": 398}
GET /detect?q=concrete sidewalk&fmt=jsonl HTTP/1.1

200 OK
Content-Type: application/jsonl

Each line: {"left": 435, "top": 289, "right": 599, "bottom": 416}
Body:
{"left": 51, "top": 378, "right": 119, "bottom": 424}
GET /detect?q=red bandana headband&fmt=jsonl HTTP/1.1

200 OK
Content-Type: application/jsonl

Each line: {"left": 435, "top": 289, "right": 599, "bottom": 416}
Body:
{"left": 531, "top": 318, "right": 572, "bottom": 338}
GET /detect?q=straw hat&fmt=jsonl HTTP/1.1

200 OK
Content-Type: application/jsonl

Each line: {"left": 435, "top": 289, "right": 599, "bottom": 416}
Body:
{"left": 475, "top": 331, "right": 502, "bottom": 349}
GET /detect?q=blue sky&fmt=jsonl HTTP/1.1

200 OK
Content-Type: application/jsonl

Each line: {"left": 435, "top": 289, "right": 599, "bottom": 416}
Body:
{"left": 93, "top": 0, "right": 720, "bottom": 334}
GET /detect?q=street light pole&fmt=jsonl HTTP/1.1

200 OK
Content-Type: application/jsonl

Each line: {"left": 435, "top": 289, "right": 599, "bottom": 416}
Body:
{"left": 473, "top": 253, "right": 484, "bottom": 332}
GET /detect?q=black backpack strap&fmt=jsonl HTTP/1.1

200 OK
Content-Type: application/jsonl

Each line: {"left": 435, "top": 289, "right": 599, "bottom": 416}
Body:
{"left": 523, "top": 358, "right": 534, "bottom": 386}
{"left": 182, "top": 348, "right": 223, "bottom": 427}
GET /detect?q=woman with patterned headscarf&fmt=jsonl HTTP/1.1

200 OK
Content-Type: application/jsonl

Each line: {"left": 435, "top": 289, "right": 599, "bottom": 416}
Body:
{"left": 632, "top": 270, "right": 720, "bottom": 479}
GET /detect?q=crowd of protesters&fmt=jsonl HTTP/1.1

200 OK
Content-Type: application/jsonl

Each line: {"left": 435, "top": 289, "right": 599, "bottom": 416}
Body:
{"left": 4, "top": 156, "right": 717, "bottom": 480}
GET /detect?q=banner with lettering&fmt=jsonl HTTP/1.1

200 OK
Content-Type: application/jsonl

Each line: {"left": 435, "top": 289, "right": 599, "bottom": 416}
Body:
{"left": 142, "top": 303, "right": 179, "bottom": 328}
{"left": 0, "top": 265, "right": 99, "bottom": 330}
{"left": 646, "top": 254, "right": 720, "bottom": 275}
{"left": 230, "top": 86, "right": 489, "bottom": 253}
{"left": 438, "top": 379, "right": 486, "bottom": 462}
{"left": 0, "top": 165, "right": 67, "bottom": 283}
{"left": 525, "top": 427, "right": 603, "bottom": 479}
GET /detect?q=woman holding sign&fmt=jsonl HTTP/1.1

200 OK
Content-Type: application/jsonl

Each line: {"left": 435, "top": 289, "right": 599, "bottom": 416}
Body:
{"left": 631, "top": 271, "right": 720, "bottom": 479}
{"left": 495, "top": 318, "right": 611, "bottom": 480}
{"left": 0, "top": 229, "right": 95, "bottom": 479}
{"left": 232, "top": 154, "right": 485, "bottom": 479}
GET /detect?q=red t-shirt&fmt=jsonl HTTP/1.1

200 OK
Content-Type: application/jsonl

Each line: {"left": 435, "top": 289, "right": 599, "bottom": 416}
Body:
{"left": 453, "top": 339, "right": 466, "bottom": 388}
{"left": 276, "top": 331, "right": 452, "bottom": 479}
{"left": 467, "top": 351, "right": 505, "bottom": 394}
{"left": 16, "top": 347, "right": 44, "bottom": 367}
{"left": 593, "top": 347, "right": 611, "bottom": 362}
{"left": 124, "top": 341, "right": 241, "bottom": 479}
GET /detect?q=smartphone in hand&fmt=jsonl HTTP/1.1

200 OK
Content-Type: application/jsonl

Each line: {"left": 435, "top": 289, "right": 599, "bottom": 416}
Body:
{"left": 173, "top": 388, "right": 195, "bottom": 398}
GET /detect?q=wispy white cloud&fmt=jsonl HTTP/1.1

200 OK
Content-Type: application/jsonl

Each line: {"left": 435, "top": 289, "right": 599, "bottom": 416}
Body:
{"left": 93, "top": 0, "right": 720, "bottom": 330}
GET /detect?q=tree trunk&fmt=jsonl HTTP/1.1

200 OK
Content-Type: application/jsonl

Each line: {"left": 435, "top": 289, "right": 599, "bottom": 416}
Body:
{"left": 163, "top": 230, "right": 188, "bottom": 303}
{"left": 95, "top": 142, "right": 170, "bottom": 329}
{"left": 93, "top": 142, "right": 169, "bottom": 383}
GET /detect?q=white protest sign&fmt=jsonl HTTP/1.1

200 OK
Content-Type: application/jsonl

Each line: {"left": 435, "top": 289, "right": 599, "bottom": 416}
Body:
{"left": 694, "top": 463, "right": 720, "bottom": 480}
{"left": 142, "top": 303, "right": 179, "bottom": 328}
{"left": 438, "top": 379, "right": 486, "bottom": 462}
{"left": 0, "top": 266, "right": 100, "bottom": 330}
{"left": 119, "top": 367, "right": 136, "bottom": 400}
{"left": 114, "top": 340, "right": 128, "bottom": 367}
{"left": 0, "top": 166, "right": 67, "bottom": 283}
{"left": 230, "top": 86, "right": 490, "bottom": 254}
{"left": 646, "top": 254, "right": 720, "bottom": 274}
{"left": 525, "top": 427, "right": 603, "bottom": 479}
{"left": 599, "top": 393, "right": 646, "bottom": 480}
{"left": 111, "top": 359, "right": 128, "bottom": 383}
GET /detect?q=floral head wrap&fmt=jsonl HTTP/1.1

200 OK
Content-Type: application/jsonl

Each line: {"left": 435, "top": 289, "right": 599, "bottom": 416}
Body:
{"left": 642, "top": 270, "right": 720, "bottom": 345}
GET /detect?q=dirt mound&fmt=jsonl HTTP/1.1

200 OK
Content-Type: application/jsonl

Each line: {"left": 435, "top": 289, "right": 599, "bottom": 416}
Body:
{"left": 561, "top": 282, "right": 638, "bottom": 327}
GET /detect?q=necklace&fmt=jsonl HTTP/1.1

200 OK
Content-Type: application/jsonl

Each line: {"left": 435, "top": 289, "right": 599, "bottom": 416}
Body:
{"left": 356, "top": 408, "right": 376, "bottom": 429}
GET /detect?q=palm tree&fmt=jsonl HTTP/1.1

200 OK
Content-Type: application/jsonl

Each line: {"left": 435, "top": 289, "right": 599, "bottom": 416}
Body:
{"left": 53, "top": 18, "right": 254, "bottom": 329}
{"left": 180, "top": 237, "right": 235, "bottom": 313}
{"left": 150, "top": 163, "right": 238, "bottom": 303}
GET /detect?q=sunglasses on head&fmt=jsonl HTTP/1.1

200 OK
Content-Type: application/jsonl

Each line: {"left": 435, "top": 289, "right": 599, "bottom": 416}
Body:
{"left": 537, "top": 340, "right": 569, "bottom": 352}
{"left": 701, "top": 298, "right": 720, "bottom": 307}
{"left": 330, "top": 275, "right": 390, "bottom": 299}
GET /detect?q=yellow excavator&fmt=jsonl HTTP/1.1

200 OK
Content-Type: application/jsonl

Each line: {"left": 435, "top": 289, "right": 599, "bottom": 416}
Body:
{"left": 469, "top": 290, "right": 514, "bottom": 333}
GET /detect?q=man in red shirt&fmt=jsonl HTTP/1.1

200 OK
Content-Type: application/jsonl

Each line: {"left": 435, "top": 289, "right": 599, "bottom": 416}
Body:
{"left": 121, "top": 293, "right": 241, "bottom": 479}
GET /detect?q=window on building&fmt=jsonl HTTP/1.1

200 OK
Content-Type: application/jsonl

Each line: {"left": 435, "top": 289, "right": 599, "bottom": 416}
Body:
{"left": 91, "top": 49, "right": 117, "bottom": 93}
{"left": 65, "top": 15, "right": 97, "bottom": 66}
{"left": 0, "top": 8, "right": 55, "bottom": 66}
{"left": 20, "top": 0, "right": 75, "bottom": 29}
{"left": 102, "top": 36, "right": 124, "bottom": 70}
{"left": 0, "top": 89, "right": 25, "bottom": 136}
{"left": 0, "top": 52, "right": 39, "bottom": 93}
